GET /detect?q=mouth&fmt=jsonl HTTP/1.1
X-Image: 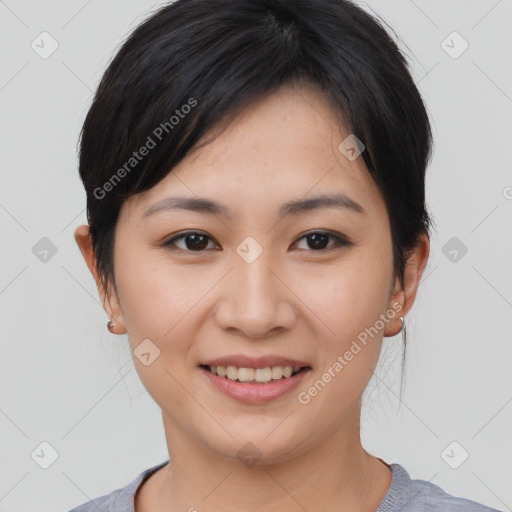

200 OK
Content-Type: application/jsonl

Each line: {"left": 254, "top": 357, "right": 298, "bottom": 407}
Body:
{"left": 198, "top": 355, "right": 313, "bottom": 403}
{"left": 200, "top": 364, "right": 311, "bottom": 384}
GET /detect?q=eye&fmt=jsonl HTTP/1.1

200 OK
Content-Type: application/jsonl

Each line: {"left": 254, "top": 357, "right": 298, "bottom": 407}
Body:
{"left": 293, "top": 231, "right": 352, "bottom": 252}
{"left": 162, "top": 231, "right": 219, "bottom": 252}
{"left": 162, "top": 230, "right": 351, "bottom": 253}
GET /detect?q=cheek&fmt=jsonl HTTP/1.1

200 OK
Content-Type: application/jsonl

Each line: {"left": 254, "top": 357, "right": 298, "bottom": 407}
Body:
{"left": 115, "top": 248, "right": 210, "bottom": 340}
{"left": 299, "top": 251, "right": 392, "bottom": 342}
{"left": 114, "top": 252, "right": 205, "bottom": 408}
{"left": 294, "top": 261, "right": 391, "bottom": 417}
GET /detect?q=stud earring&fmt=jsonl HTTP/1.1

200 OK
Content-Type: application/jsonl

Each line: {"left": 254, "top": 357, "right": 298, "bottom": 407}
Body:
{"left": 398, "top": 316, "right": 405, "bottom": 334}
{"left": 107, "top": 320, "right": 115, "bottom": 333}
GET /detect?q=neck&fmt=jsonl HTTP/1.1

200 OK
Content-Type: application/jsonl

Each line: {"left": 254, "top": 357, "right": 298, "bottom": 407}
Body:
{"left": 149, "top": 411, "right": 391, "bottom": 512}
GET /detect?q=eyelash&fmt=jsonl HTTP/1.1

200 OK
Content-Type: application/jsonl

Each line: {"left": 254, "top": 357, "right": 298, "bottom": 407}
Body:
{"left": 161, "top": 230, "right": 352, "bottom": 253}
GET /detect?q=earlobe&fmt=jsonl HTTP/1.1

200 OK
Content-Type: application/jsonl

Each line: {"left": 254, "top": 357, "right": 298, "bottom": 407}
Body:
{"left": 384, "top": 286, "right": 406, "bottom": 337}
{"left": 384, "top": 231, "right": 430, "bottom": 337}
{"left": 73, "top": 224, "right": 127, "bottom": 335}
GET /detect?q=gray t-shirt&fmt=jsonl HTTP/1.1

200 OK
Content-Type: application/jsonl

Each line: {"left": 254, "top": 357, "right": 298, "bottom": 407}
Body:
{"left": 68, "top": 460, "right": 503, "bottom": 511}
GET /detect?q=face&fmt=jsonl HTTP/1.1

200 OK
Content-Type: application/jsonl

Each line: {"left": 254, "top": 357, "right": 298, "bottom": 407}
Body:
{"left": 80, "top": 83, "right": 416, "bottom": 464}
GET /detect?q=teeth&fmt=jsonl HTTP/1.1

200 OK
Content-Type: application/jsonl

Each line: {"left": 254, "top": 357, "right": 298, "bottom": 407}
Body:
{"left": 271, "top": 366, "right": 283, "bottom": 379}
{"left": 238, "top": 367, "right": 255, "bottom": 382}
{"left": 226, "top": 365, "right": 238, "bottom": 380}
{"left": 283, "top": 366, "right": 293, "bottom": 378}
{"left": 255, "top": 367, "right": 272, "bottom": 382}
{"left": 207, "top": 364, "right": 302, "bottom": 382}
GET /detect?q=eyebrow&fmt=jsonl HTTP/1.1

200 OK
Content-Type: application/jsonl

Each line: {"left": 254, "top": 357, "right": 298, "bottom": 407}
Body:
{"left": 143, "top": 192, "right": 365, "bottom": 219}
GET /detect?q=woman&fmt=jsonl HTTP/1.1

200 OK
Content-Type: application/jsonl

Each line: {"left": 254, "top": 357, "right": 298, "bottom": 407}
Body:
{"left": 69, "top": 0, "right": 502, "bottom": 510}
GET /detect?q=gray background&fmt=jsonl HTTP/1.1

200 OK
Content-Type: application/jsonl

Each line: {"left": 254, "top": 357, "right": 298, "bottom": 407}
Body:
{"left": 1, "top": 0, "right": 511, "bottom": 511}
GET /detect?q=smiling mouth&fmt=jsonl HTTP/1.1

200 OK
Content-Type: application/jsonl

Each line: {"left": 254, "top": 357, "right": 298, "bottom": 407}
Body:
{"left": 200, "top": 364, "right": 310, "bottom": 384}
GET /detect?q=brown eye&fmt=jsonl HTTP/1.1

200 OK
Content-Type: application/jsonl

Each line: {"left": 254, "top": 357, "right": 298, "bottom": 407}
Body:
{"left": 162, "top": 230, "right": 351, "bottom": 253}
{"left": 294, "top": 231, "right": 352, "bottom": 251}
{"left": 163, "top": 231, "right": 217, "bottom": 251}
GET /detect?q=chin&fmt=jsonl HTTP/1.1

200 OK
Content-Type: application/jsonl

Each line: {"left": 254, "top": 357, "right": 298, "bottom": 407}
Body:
{"left": 203, "top": 422, "right": 309, "bottom": 466}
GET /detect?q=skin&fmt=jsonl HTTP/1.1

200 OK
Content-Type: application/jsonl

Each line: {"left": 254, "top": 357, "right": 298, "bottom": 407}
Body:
{"left": 75, "top": 82, "right": 429, "bottom": 512}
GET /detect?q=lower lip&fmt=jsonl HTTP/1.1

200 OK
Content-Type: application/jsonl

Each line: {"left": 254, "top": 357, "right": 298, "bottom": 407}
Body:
{"left": 199, "top": 366, "right": 311, "bottom": 404}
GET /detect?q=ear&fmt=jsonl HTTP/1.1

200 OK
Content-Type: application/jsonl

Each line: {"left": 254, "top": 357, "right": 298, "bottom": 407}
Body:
{"left": 384, "top": 231, "right": 430, "bottom": 337}
{"left": 74, "top": 224, "right": 127, "bottom": 334}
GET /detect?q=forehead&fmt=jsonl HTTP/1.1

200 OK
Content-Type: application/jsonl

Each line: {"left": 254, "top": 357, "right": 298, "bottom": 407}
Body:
{"left": 125, "top": 83, "right": 386, "bottom": 222}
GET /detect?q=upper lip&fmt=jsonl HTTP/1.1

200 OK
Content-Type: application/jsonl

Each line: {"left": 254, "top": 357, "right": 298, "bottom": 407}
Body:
{"left": 200, "top": 355, "right": 311, "bottom": 369}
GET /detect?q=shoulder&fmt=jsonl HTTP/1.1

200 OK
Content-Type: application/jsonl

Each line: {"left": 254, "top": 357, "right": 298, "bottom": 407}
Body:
{"left": 67, "top": 461, "right": 169, "bottom": 512}
{"left": 377, "top": 463, "right": 503, "bottom": 512}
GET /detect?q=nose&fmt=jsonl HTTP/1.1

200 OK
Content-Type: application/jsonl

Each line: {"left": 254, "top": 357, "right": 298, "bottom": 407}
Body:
{"left": 213, "top": 250, "right": 298, "bottom": 339}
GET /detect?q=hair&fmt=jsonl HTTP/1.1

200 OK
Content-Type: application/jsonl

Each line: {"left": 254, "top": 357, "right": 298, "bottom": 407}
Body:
{"left": 77, "top": 0, "right": 433, "bottom": 395}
